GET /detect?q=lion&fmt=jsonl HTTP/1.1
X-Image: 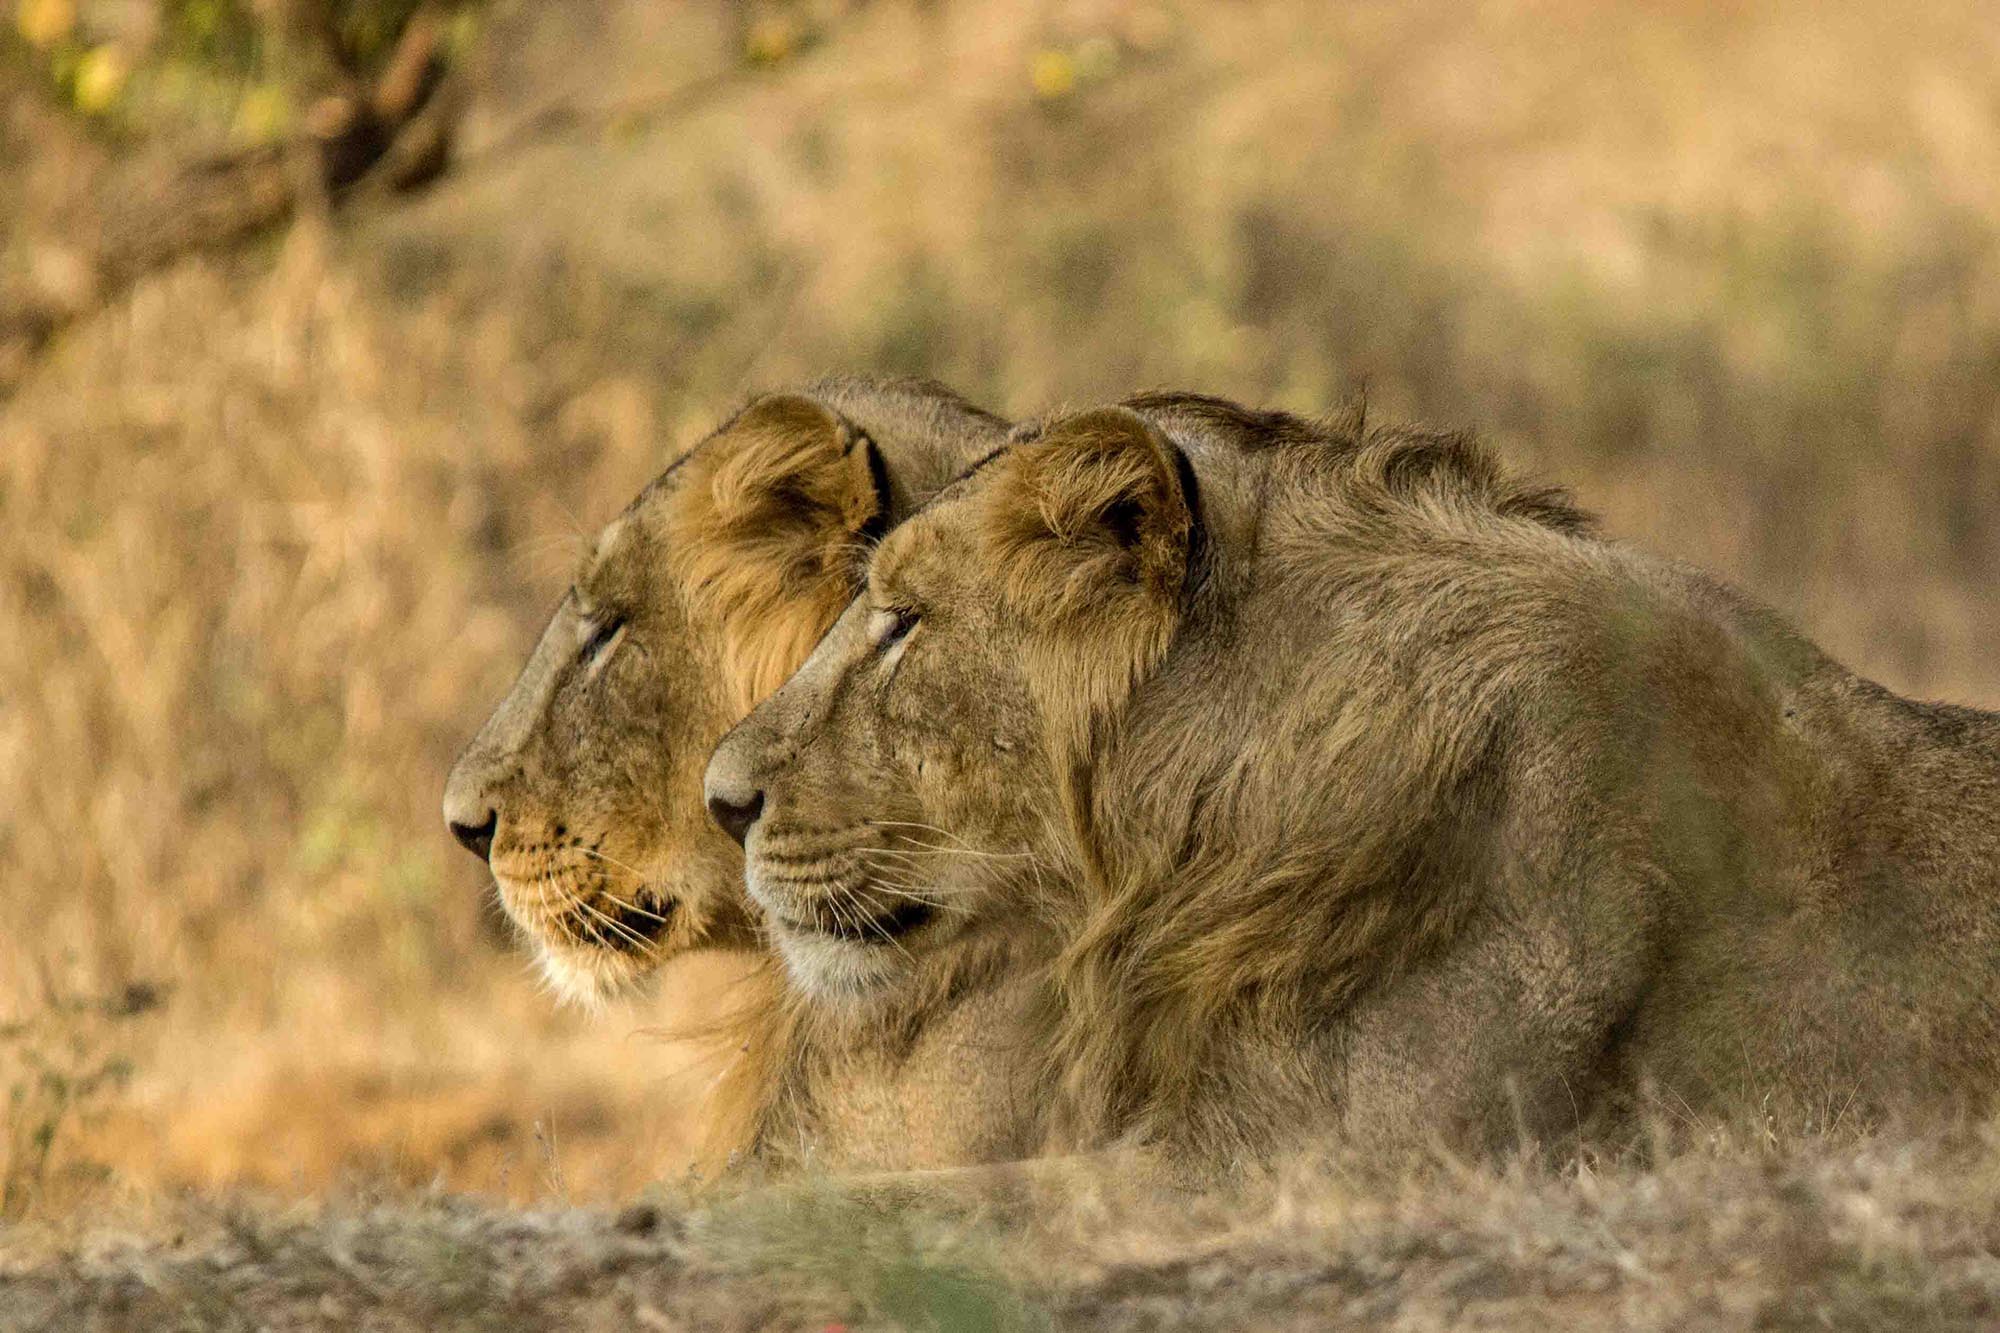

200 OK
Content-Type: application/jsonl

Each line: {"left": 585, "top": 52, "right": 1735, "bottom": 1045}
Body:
{"left": 441, "top": 375, "right": 1042, "bottom": 1169}
{"left": 703, "top": 392, "right": 2000, "bottom": 1172}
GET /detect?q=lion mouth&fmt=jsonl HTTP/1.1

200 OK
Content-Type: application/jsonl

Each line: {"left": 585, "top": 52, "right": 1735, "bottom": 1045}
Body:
{"left": 575, "top": 892, "right": 676, "bottom": 954}
{"left": 489, "top": 861, "right": 677, "bottom": 957}
{"left": 789, "top": 896, "right": 934, "bottom": 944}
{"left": 760, "top": 886, "right": 935, "bottom": 945}
{"left": 749, "top": 841, "right": 943, "bottom": 947}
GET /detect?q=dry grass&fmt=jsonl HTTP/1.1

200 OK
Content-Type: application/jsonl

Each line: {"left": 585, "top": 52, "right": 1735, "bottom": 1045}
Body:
{"left": 8, "top": 1127, "right": 2000, "bottom": 1330}
{"left": 5, "top": 0, "right": 2000, "bottom": 1320}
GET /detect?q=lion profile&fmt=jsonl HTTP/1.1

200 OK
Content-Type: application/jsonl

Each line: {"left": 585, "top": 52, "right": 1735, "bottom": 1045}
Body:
{"left": 442, "top": 375, "right": 1022, "bottom": 1166}
{"left": 709, "top": 391, "right": 2000, "bottom": 1170}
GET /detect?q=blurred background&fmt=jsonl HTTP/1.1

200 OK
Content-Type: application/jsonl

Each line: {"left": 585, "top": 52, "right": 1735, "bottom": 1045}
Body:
{"left": 2, "top": 0, "right": 1997, "bottom": 1220}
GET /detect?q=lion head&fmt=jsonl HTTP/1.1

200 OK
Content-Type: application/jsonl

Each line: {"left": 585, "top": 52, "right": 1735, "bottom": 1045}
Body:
{"left": 442, "top": 378, "right": 1009, "bottom": 1006}
{"left": 699, "top": 404, "right": 1208, "bottom": 1006}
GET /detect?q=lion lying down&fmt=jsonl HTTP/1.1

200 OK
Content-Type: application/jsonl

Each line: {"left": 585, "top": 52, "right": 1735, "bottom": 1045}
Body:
{"left": 706, "top": 392, "right": 2000, "bottom": 1175}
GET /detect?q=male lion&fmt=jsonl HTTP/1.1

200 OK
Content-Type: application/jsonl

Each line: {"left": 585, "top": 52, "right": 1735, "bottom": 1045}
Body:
{"left": 705, "top": 393, "right": 2000, "bottom": 1170}
{"left": 441, "top": 376, "right": 1039, "bottom": 1168}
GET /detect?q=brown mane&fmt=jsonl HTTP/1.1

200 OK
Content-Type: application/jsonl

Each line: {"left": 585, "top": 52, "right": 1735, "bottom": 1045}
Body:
{"left": 664, "top": 395, "right": 886, "bottom": 715}
{"left": 1005, "top": 408, "right": 1594, "bottom": 1152}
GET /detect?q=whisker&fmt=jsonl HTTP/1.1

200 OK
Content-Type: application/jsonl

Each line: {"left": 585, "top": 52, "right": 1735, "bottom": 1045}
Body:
{"left": 862, "top": 879, "right": 971, "bottom": 918}
{"left": 838, "top": 882, "right": 917, "bottom": 964}
{"left": 853, "top": 844, "right": 1033, "bottom": 862}
{"left": 878, "top": 847, "right": 1029, "bottom": 877}
{"left": 579, "top": 913, "right": 653, "bottom": 956}
{"left": 756, "top": 830, "right": 876, "bottom": 860}
{"left": 830, "top": 890, "right": 879, "bottom": 948}
{"left": 596, "top": 890, "right": 672, "bottom": 925}
{"left": 850, "top": 868, "right": 970, "bottom": 909}
{"left": 864, "top": 819, "right": 981, "bottom": 846}
{"left": 846, "top": 854, "right": 978, "bottom": 884}
{"left": 576, "top": 846, "right": 649, "bottom": 880}
{"left": 863, "top": 821, "right": 1033, "bottom": 859}
{"left": 577, "top": 900, "right": 660, "bottom": 955}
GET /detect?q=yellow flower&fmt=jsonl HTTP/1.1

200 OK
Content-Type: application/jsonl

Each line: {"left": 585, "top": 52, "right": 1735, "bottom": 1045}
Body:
{"left": 14, "top": 0, "right": 74, "bottom": 49}
{"left": 745, "top": 15, "right": 798, "bottom": 66}
{"left": 234, "top": 83, "right": 294, "bottom": 143}
{"left": 1029, "top": 48, "right": 1076, "bottom": 100}
{"left": 72, "top": 44, "right": 128, "bottom": 115}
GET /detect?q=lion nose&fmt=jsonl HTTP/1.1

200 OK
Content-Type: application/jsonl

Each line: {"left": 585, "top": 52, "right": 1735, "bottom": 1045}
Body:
{"left": 706, "top": 786, "right": 765, "bottom": 848}
{"left": 704, "top": 729, "right": 771, "bottom": 847}
{"left": 448, "top": 810, "right": 498, "bottom": 862}
{"left": 444, "top": 749, "right": 509, "bottom": 864}
{"left": 702, "top": 747, "right": 766, "bottom": 849}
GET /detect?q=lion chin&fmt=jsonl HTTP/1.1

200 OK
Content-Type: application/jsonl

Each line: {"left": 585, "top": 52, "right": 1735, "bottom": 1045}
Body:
{"left": 529, "top": 938, "right": 656, "bottom": 1012}
{"left": 764, "top": 926, "right": 907, "bottom": 1003}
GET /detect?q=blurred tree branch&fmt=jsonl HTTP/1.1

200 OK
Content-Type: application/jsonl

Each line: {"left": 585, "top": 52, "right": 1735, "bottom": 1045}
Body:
{"left": 0, "top": 2, "right": 455, "bottom": 393}
{"left": 0, "top": 0, "right": 876, "bottom": 395}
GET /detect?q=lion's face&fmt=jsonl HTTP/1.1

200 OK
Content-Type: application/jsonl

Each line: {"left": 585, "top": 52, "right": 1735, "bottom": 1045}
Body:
{"left": 445, "top": 388, "right": 1003, "bottom": 1006}
{"left": 704, "top": 407, "right": 1196, "bottom": 1004}
{"left": 443, "top": 497, "right": 756, "bottom": 1005}
{"left": 701, "top": 496, "right": 1050, "bottom": 1001}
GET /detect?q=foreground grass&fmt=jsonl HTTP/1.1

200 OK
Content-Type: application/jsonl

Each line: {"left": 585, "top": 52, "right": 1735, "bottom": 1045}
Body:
{"left": 7, "top": 1129, "right": 2000, "bottom": 1331}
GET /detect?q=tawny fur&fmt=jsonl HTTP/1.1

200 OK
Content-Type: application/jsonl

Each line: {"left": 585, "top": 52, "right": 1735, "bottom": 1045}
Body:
{"left": 716, "top": 390, "right": 2000, "bottom": 1178}
{"left": 665, "top": 395, "right": 887, "bottom": 714}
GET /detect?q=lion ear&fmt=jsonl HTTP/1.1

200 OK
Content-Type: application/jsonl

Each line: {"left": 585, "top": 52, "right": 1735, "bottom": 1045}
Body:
{"left": 980, "top": 406, "right": 1196, "bottom": 733}
{"left": 700, "top": 393, "right": 889, "bottom": 554}
{"left": 988, "top": 405, "right": 1197, "bottom": 622}
{"left": 668, "top": 392, "right": 890, "bottom": 706}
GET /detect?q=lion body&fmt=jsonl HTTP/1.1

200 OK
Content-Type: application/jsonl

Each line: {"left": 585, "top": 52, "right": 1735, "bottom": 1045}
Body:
{"left": 714, "top": 392, "right": 2000, "bottom": 1174}
{"left": 1074, "top": 403, "right": 2000, "bottom": 1158}
{"left": 746, "top": 944, "right": 1047, "bottom": 1172}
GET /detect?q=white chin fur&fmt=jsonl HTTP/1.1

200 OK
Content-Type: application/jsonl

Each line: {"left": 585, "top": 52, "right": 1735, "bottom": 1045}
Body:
{"left": 534, "top": 943, "right": 647, "bottom": 1012}
{"left": 770, "top": 928, "right": 902, "bottom": 1002}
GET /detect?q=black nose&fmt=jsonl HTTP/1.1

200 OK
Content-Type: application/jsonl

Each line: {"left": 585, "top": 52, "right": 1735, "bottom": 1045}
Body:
{"left": 450, "top": 811, "right": 498, "bottom": 862}
{"left": 706, "top": 787, "right": 765, "bottom": 847}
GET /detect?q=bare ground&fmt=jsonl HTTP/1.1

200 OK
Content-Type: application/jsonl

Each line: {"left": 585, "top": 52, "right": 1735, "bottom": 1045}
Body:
{"left": 8, "top": 1129, "right": 2000, "bottom": 1331}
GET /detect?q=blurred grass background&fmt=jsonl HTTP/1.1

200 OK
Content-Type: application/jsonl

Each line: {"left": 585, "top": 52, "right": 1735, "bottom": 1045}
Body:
{"left": 3, "top": 0, "right": 1999, "bottom": 1219}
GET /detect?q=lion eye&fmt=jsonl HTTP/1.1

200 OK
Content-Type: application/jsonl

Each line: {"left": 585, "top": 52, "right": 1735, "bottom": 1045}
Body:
{"left": 577, "top": 615, "right": 626, "bottom": 668}
{"left": 870, "top": 606, "right": 919, "bottom": 654}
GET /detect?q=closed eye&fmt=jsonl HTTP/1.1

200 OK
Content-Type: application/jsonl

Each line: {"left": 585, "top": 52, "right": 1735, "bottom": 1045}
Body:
{"left": 577, "top": 615, "right": 626, "bottom": 669}
{"left": 869, "top": 605, "right": 919, "bottom": 655}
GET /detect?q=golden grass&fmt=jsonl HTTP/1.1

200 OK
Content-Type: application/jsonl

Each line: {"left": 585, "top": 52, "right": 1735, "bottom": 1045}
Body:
{"left": 3, "top": 0, "right": 2000, "bottom": 1235}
